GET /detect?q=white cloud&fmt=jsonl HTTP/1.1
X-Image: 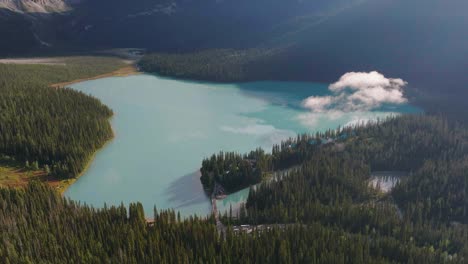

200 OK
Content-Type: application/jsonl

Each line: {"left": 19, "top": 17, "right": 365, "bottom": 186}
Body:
{"left": 330, "top": 71, "right": 406, "bottom": 91}
{"left": 302, "top": 96, "right": 335, "bottom": 112}
{"left": 303, "top": 71, "right": 408, "bottom": 112}
{"left": 299, "top": 71, "right": 408, "bottom": 129}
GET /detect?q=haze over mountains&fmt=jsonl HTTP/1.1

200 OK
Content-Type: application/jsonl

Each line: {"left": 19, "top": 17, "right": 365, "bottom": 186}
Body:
{"left": 1, "top": 0, "right": 467, "bottom": 116}
{"left": 0, "top": 0, "right": 356, "bottom": 52}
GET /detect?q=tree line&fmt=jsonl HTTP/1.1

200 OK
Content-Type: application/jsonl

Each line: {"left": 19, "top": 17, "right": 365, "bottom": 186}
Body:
{"left": 1, "top": 115, "right": 467, "bottom": 263}
{"left": 200, "top": 128, "right": 354, "bottom": 194}
{"left": 0, "top": 181, "right": 459, "bottom": 263}
{"left": 0, "top": 57, "right": 124, "bottom": 179}
{"left": 139, "top": 49, "right": 277, "bottom": 82}
{"left": 200, "top": 149, "right": 271, "bottom": 194}
{"left": 214, "top": 115, "right": 468, "bottom": 262}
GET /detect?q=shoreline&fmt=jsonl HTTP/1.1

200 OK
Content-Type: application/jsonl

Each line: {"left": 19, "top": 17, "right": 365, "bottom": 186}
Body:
{"left": 49, "top": 63, "right": 129, "bottom": 194}
{"left": 50, "top": 65, "right": 141, "bottom": 88}
{"left": 0, "top": 131, "right": 115, "bottom": 194}
{"left": 57, "top": 122, "right": 116, "bottom": 196}
{"left": 0, "top": 57, "right": 133, "bottom": 194}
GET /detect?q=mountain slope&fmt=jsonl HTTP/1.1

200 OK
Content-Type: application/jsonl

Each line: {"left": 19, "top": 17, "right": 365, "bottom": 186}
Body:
{"left": 261, "top": 0, "right": 468, "bottom": 85}
{"left": 136, "top": 0, "right": 468, "bottom": 120}
{"left": 1, "top": 0, "right": 467, "bottom": 120}
{"left": 0, "top": 0, "right": 71, "bottom": 13}
{"left": 0, "top": 0, "right": 354, "bottom": 53}
{"left": 245, "top": 0, "right": 468, "bottom": 117}
{"left": 66, "top": 0, "right": 353, "bottom": 51}
{"left": 0, "top": 8, "right": 38, "bottom": 53}
{"left": 0, "top": 0, "right": 74, "bottom": 55}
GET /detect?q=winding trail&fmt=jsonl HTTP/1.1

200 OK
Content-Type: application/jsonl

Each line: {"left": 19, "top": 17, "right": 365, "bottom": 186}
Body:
{"left": 212, "top": 197, "right": 227, "bottom": 235}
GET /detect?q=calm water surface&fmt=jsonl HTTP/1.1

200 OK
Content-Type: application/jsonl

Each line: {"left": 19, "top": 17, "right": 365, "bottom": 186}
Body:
{"left": 65, "top": 74, "right": 419, "bottom": 217}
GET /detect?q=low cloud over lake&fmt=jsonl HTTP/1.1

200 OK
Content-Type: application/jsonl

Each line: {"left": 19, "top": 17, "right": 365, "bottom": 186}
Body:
{"left": 299, "top": 71, "right": 408, "bottom": 127}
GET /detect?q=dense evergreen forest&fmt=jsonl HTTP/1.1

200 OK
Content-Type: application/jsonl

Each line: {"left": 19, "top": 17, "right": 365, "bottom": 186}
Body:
{"left": 241, "top": 116, "right": 468, "bottom": 219}
{"left": 0, "top": 80, "right": 467, "bottom": 262}
{"left": 1, "top": 181, "right": 464, "bottom": 263}
{"left": 139, "top": 48, "right": 313, "bottom": 84}
{"left": 138, "top": 49, "right": 273, "bottom": 82}
{"left": 2, "top": 1, "right": 467, "bottom": 262}
{"left": 200, "top": 149, "right": 270, "bottom": 194}
{"left": 200, "top": 128, "right": 354, "bottom": 193}
{"left": 138, "top": 48, "right": 301, "bottom": 84}
{"left": 1, "top": 57, "right": 467, "bottom": 262}
{"left": 204, "top": 115, "right": 468, "bottom": 206}
{"left": 217, "top": 115, "right": 468, "bottom": 261}
{"left": 0, "top": 57, "right": 125, "bottom": 179}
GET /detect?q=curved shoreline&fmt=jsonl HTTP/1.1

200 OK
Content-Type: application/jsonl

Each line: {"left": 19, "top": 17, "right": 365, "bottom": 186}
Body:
{"left": 0, "top": 58, "right": 137, "bottom": 193}
{"left": 52, "top": 64, "right": 133, "bottom": 194}
{"left": 51, "top": 65, "right": 140, "bottom": 88}
{"left": 58, "top": 115, "right": 116, "bottom": 195}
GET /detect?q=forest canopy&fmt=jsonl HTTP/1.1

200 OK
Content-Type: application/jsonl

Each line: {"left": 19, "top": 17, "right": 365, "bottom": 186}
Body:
{"left": 1, "top": 181, "right": 465, "bottom": 263}
{"left": 0, "top": 57, "right": 125, "bottom": 179}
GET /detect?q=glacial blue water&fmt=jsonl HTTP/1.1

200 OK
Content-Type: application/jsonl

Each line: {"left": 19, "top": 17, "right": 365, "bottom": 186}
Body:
{"left": 65, "top": 74, "right": 419, "bottom": 217}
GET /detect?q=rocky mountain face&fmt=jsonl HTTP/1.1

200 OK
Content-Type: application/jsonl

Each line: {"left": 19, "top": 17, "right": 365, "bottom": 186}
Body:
{"left": 0, "top": 0, "right": 353, "bottom": 54}
{"left": 0, "top": 0, "right": 73, "bottom": 14}
{"left": 4, "top": 0, "right": 466, "bottom": 85}
{"left": 0, "top": 0, "right": 78, "bottom": 54}
{"left": 1, "top": 0, "right": 466, "bottom": 120}
{"left": 64, "top": 0, "right": 352, "bottom": 51}
{"left": 0, "top": 0, "right": 353, "bottom": 50}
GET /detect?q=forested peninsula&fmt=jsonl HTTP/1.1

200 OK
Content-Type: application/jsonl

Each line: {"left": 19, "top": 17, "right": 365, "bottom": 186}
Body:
{"left": 0, "top": 57, "right": 127, "bottom": 190}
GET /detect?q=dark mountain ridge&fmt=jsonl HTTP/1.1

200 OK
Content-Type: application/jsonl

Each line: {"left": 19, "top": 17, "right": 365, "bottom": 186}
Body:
{"left": 0, "top": 0, "right": 353, "bottom": 53}
{"left": 1, "top": 0, "right": 467, "bottom": 120}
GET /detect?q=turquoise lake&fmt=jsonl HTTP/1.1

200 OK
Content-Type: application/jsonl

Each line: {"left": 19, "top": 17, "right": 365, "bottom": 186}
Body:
{"left": 65, "top": 74, "right": 419, "bottom": 217}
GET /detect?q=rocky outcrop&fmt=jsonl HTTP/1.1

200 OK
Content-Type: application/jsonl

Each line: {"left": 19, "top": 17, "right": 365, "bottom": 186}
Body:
{"left": 0, "top": 0, "right": 78, "bottom": 54}
{"left": 0, "top": 0, "right": 74, "bottom": 14}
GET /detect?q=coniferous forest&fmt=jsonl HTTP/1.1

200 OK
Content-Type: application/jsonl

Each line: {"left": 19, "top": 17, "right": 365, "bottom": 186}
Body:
{"left": 138, "top": 49, "right": 264, "bottom": 82}
{"left": 1, "top": 1, "right": 468, "bottom": 262}
{"left": 234, "top": 115, "right": 468, "bottom": 226}
{"left": 0, "top": 58, "right": 124, "bottom": 178}
{"left": 0, "top": 51, "right": 467, "bottom": 264}
{"left": 200, "top": 149, "right": 269, "bottom": 194}
{"left": 0, "top": 114, "right": 467, "bottom": 263}
{"left": 1, "top": 179, "right": 466, "bottom": 264}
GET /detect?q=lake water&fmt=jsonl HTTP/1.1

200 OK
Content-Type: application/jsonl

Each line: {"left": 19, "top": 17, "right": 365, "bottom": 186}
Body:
{"left": 65, "top": 74, "right": 419, "bottom": 217}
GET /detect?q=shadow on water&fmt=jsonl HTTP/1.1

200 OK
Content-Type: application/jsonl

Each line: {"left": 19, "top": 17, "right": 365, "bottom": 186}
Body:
{"left": 148, "top": 73, "right": 326, "bottom": 112}
{"left": 235, "top": 81, "right": 422, "bottom": 114}
{"left": 165, "top": 170, "right": 210, "bottom": 209}
{"left": 234, "top": 81, "right": 329, "bottom": 112}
